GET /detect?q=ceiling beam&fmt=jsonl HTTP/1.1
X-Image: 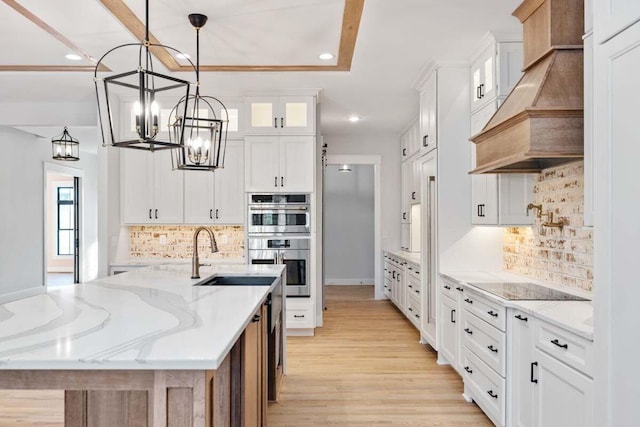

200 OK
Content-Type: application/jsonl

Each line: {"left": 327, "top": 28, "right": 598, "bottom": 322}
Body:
{"left": 0, "top": 0, "right": 110, "bottom": 72}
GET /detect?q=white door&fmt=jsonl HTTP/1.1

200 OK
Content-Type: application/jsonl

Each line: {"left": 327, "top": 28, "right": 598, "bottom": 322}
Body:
{"left": 184, "top": 171, "right": 214, "bottom": 224}
{"left": 280, "top": 96, "right": 315, "bottom": 134}
{"left": 411, "top": 156, "right": 421, "bottom": 204}
{"left": 401, "top": 161, "right": 411, "bottom": 223}
{"left": 596, "top": 0, "right": 640, "bottom": 43}
{"left": 152, "top": 150, "right": 184, "bottom": 224}
{"left": 401, "top": 223, "right": 410, "bottom": 251}
{"left": 497, "top": 42, "right": 524, "bottom": 98}
{"left": 279, "top": 136, "right": 314, "bottom": 193}
{"left": 533, "top": 349, "right": 594, "bottom": 427}
{"left": 217, "top": 99, "right": 244, "bottom": 139}
{"left": 439, "top": 295, "right": 458, "bottom": 367}
{"left": 214, "top": 140, "right": 244, "bottom": 224}
{"left": 508, "top": 310, "right": 536, "bottom": 427}
{"left": 419, "top": 88, "right": 430, "bottom": 152}
{"left": 245, "top": 136, "right": 280, "bottom": 192}
{"left": 121, "top": 149, "right": 154, "bottom": 224}
{"left": 423, "top": 74, "right": 437, "bottom": 154}
{"left": 470, "top": 101, "right": 499, "bottom": 225}
{"left": 245, "top": 97, "right": 278, "bottom": 134}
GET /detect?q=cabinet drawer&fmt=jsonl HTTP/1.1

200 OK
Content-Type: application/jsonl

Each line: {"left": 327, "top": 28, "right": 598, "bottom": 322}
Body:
{"left": 406, "top": 292, "right": 421, "bottom": 328}
{"left": 462, "top": 289, "right": 506, "bottom": 331}
{"left": 535, "top": 320, "right": 594, "bottom": 378}
{"left": 441, "top": 277, "right": 460, "bottom": 300}
{"left": 406, "top": 262, "right": 421, "bottom": 279}
{"left": 406, "top": 275, "right": 421, "bottom": 300}
{"left": 383, "top": 278, "right": 392, "bottom": 299}
{"left": 462, "top": 346, "right": 506, "bottom": 427}
{"left": 286, "top": 307, "right": 314, "bottom": 329}
{"left": 462, "top": 312, "right": 506, "bottom": 377}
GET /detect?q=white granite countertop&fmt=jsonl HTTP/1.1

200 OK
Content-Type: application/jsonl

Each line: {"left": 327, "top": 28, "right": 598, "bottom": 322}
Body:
{"left": 385, "top": 249, "right": 421, "bottom": 266}
{"left": 441, "top": 271, "right": 593, "bottom": 341}
{"left": 0, "top": 264, "right": 284, "bottom": 370}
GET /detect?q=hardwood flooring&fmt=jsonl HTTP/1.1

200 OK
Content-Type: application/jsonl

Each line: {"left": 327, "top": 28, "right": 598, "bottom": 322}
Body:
{"left": 0, "top": 285, "right": 491, "bottom": 426}
{"left": 267, "top": 285, "right": 492, "bottom": 426}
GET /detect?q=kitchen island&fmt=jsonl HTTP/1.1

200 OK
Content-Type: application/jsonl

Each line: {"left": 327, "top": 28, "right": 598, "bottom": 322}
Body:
{"left": 0, "top": 263, "right": 286, "bottom": 427}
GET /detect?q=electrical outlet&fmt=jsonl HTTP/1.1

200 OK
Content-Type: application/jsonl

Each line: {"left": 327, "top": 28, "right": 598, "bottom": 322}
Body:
{"left": 220, "top": 234, "right": 229, "bottom": 244}
{"left": 159, "top": 234, "right": 167, "bottom": 245}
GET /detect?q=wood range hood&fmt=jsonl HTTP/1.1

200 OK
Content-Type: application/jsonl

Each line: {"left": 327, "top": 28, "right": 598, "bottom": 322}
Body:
{"left": 470, "top": 0, "right": 584, "bottom": 174}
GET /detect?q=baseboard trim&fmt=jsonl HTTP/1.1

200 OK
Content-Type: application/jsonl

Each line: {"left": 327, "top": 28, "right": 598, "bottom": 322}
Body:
{"left": 0, "top": 286, "right": 45, "bottom": 304}
{"left": 325, "top": 279, "right": 375, "bottom": 285}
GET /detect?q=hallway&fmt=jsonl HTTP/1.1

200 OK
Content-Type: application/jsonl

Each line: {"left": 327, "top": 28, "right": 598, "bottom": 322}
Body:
{"left": 267, "top": 285, "right": 492, "bottom": 426}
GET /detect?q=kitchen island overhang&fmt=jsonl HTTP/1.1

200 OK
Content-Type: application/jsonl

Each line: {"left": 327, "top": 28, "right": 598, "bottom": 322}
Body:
{"left": 0, "top": 263, "right": 286, "bottom": 426}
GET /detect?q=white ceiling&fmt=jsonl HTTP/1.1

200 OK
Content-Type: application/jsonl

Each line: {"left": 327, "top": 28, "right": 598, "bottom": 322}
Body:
{"left": 0, "top": 0, "right": 523, "bottom": 138}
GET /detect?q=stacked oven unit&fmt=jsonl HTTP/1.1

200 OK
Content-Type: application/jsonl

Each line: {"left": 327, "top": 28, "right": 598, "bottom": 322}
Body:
{"left": 247, "top": 194, "right": 311, "bottom": 298}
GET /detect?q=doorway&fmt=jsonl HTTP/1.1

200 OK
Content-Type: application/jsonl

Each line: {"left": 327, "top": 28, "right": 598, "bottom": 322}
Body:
{"left": 45, "top": 169, "right": 80, "bottom": 286}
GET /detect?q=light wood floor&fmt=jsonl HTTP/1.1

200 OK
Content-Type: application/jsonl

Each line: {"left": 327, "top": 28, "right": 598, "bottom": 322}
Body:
{"left": 0, "top": 285, "right": 491, "bottom": 426}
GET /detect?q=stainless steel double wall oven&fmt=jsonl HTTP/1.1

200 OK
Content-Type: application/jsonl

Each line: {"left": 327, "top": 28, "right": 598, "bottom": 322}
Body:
{"left": 248, "top": 194, "right": 311, "bottom": 297}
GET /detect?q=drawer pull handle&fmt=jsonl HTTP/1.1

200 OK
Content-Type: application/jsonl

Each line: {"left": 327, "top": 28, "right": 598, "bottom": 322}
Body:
{"left": 464, "top": 366, "right": 473, "bottom": 374}
{"left": 551, "top": 339, "right": 568, "bottom": 349}
{"left": 444, "top": 285, "right": 451, "bottom": 290}
{"left": 415, "top": 314, "right": 420, "bottom": 319}
{"left": 487, "top": 310, "right": 498, "bottom": 317}
{"left": 456, "top": 287, "right": 464, "bottom": 292}
{"left": 408, "top": 307, "right": 413, "bottom": 312}
{"left": 515, "top": 314, "right": 528, "bottom": 322}
{"left": 252, "top": 314, "right": 261, "bottom": 323}
{"left": 487, "top": 345, "right": 498, "bottom": 353}
{"left": 531, "top": 362, "right": 538, "bottom": 384}
{"left": 293, "top": 315, "right": 305, "bottom": 318}
{"left": 408, "top": 285, "right": 413, "bottom": 289}
{"left": 464, "top": 328, "right": 473, "bottom": 335}
{"left": 464, "top": 298, "right": 473, "bottom": 304}
{"left": 451, "top": 309, "right": 456, "bottom": 324}
{"left": 487, "top": 390, "right": 498, "bottom": 399}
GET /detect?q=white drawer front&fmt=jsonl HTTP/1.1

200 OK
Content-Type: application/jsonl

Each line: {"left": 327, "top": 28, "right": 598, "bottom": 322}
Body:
{"left": 441, "top": 277, "right": 459, "bottom": 300}
{"left": 406, "top": 275, "right": 421, "bottom": 300}
{"left": 462, "top": 289, "right": 506, "bottom": 331}
{"left": 535, "top": 320, "right": 594, "bottom": 378}
{"left": 462, "top": 312, "right": 506, "bottom": 377}
{"left": 383, "top": 277, "right": 392, "bottom": 298}
{"left": 462, "top": 346, "right": 506, "bottom": 426}
{"left": 406, "top": 292, "right": 421, "bottom": 328}
{"left": 286, "top": 307, "right": 314, "bottom": 329}
{"left": 406, "top": 262, "right": 421, "bottom": 280}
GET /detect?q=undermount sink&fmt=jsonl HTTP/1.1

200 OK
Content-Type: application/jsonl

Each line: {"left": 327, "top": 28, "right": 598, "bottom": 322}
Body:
{"left": 194, "top": 275, "right": 276, "bottom": 287}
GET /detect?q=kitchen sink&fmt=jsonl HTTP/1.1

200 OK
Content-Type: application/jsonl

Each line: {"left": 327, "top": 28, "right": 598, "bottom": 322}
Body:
{"left": 194, "top": 275, "right": 276, "bottom": 286}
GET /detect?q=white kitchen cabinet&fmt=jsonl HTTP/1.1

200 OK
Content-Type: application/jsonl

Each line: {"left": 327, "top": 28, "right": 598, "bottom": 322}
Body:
{"left": 471, "top": 36, "right": 523, "bottom": 113}
{"left": 508, "top": 309, "right": 536, "bottom": 427}
{"left": 470, "top": 101, "right": 534, "bottom": 226}
{"left": 400, "top": 120, "right": 420, "bottom": 159}
{"left": 245, "top": 96, "right": 315, "bottom": 135}
{"left": 595, "top": 0, "right": 640, "bottom": 44}
{"left": 400, "top": 223, "right": 410, "bottom": 252}
{"left": 439, "top": 294, "right": 458, "bottom": 366}
{"left": 401, "top": 161, "right": 411, "bottom": 224}
{"left": 184, "top": 140, "right": 245, "bottom": 224}
{"left": 411, "top": 156, "right": 421, "bottom": 205}
{"left": 419, "top": 74, "right": 437, "bottom": 155}
{"left": 244, "top": 135, "right": 314, "bottom": 193}
{"left": 532, "top": 348, "right": 594, "bottom": 427}
{"left": 121, "top": 149, "right": 183, "bottom": 224}
{"left": 217, "top": 99, "right": 244, "bottom": 139}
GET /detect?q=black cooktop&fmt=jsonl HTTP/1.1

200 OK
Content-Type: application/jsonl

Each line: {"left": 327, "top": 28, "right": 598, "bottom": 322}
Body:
{"left": 469, "top": 282, "right": 591, "bottom": 301}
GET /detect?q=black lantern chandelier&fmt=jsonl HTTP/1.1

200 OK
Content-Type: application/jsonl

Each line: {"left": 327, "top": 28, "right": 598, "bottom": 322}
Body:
{"left": 51, "top": 127, "right": 80, "bottom": 161}
{"left": 93, "top": 0, "right": 196, "bottom": 151}
{"left": 169, "top": 13, "right": 229, "bottom": 171}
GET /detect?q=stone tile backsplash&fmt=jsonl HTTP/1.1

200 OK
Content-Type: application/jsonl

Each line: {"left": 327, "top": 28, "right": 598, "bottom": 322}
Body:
{"left": 504, "top": 161, "right": 593, "bottom": 292}
{"left": 130, "top": 225, "right": 245, "bottom": 259}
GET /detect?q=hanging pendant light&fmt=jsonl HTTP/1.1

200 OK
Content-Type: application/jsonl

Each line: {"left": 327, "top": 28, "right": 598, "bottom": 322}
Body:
{"left": 51, "top": 127, "right": 80, "bottom": 161}
{"left": 169, "top": 13, "right": 229, "bottom": 171}
{"left": 93, "top": 0, "right": 196, "bottom": 151}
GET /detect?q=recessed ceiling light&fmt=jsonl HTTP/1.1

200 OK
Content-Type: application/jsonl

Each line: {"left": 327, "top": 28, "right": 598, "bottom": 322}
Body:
{"left": 319, "top": 52, "right": 334, "bottom": 60}
{"left": 65, "top": 53, "right": 83, "bottom": 61}
{"left": 348, "top": 115, "right": 361, "bottom": 123}
{"left": 175, "top": 53, "right": 191, "bottom": 60}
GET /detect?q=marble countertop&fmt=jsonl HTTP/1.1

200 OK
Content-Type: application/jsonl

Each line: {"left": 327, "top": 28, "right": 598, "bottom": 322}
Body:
{"left": 0, "top": 264, "right": 284, "bottom": 370}
{"left": 441, "top": 271, "right": 593, "bottom": 341}
{"left": 385, "top": 249, "right": 421, "bottom": 266}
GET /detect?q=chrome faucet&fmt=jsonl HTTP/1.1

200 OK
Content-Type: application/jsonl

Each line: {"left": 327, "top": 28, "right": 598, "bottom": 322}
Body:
{"left": 191, "top": 227, "right": 218, "bottom": 279}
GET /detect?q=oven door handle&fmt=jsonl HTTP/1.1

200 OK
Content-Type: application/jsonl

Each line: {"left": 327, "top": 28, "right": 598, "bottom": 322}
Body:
{"left": 249, "top": 206, "right": 308, "bottom": 211}
{"left": 274, "top": 253, "right": 278, "bottom": 264}
{"left": 279, "top": 252, "right": 284, "bottom": 264}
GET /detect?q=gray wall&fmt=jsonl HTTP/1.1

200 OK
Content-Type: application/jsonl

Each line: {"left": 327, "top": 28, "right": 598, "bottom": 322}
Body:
{"left": 324, "top": 164, "right": 374, "bottom": 284}
{"left": 0, "top": 127, "right": 99, "bottom": 300}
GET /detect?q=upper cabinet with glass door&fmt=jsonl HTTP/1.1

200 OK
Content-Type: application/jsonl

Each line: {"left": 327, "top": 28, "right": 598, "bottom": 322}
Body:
{"left": 470, "top": 34, "right": 523, "bottom": 114}
{"left": 245, "top": 96, "right": 316, "bottom": 135}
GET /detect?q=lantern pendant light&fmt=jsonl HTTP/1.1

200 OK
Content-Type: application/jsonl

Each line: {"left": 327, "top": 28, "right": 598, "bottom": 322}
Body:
{"left": 93, "top": 0, "right": 196, "bottom": 152}
{"left": 169, "top": 13, "right": 229, "bottom": 171}
{"left": 51, "top": 127, "right": 80, "bottom": 161}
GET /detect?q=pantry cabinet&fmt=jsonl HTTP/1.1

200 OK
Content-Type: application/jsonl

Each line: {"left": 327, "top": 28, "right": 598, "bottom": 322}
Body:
{"left": 245, "top": 96, "right": 315, "bottom": 135}
{"left": 245, "top": 135, "right": 314, "bottom": 193}
{"left": 439, "top": 294, "right": 458, "bottom": 367}
{"left": 508, "top": 309, "right": 536, "bottom": 427}
{"left": 121, "top": 149, "right": 184, "bottom": 224}
{"left": 184, "top": 140, "right": 245, "bottom": 224}
{"left": 419, "top": 74, "right": 437, "bottom": 155}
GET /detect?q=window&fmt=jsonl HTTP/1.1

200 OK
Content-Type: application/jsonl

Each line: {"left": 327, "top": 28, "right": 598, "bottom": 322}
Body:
{"left": 57, "top": 187, "right": 74, "bottom": 256}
